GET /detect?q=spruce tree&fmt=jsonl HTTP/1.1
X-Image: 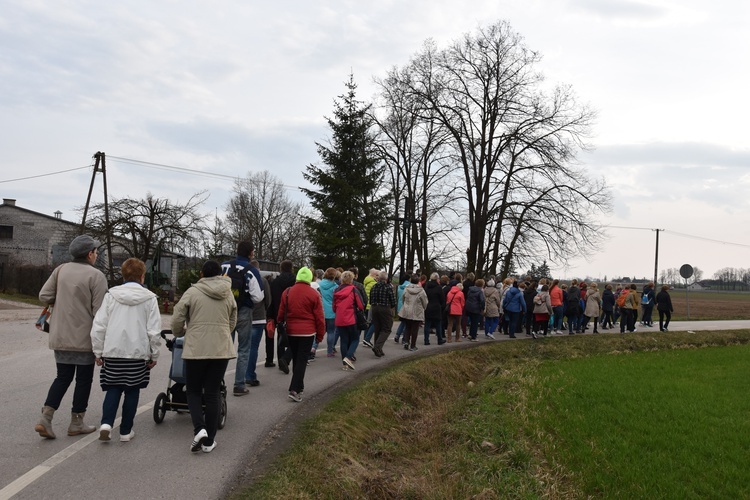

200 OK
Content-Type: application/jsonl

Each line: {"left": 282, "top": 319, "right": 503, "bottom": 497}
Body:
{"left": 302, "top": 75, "right": 390, "bottom": 270}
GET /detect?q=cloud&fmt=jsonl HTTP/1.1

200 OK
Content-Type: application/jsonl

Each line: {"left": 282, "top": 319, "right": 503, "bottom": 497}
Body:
{"left": 569, "top": 0, "right": 667, "bottom": 20}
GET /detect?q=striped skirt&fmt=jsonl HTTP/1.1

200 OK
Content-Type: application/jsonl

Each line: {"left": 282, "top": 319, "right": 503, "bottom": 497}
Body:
{"left": 100, "top": 358, "right": 150, "bottom": 389}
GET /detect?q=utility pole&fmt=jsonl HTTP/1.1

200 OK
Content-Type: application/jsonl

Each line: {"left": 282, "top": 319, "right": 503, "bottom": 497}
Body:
{"left": 653, "top": 228, "right": 662, "bottom": 286}
{"left": 80, "top": 152, "right": 115, "bottom": 284}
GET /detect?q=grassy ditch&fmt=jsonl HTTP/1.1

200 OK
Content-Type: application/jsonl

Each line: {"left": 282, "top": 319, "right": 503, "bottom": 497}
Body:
{"left": 234, "top": 331, "right": 750, "bottom": 499}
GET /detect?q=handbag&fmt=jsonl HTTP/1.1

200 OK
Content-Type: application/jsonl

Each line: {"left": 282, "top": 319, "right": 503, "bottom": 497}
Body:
{"left": 35, "top": 306, "right": 52, "bottom": 332}
{"left": 266, "top": 318, "right": 276, "bottom": 339}
{"left": 353, "top": 291, "right": 368, "bottom": 330}
{"left": 444, "top": 296, "right": 453, "bottom": 314}
{"left": 276, "top": 289, "right": 290, "bottom": 337}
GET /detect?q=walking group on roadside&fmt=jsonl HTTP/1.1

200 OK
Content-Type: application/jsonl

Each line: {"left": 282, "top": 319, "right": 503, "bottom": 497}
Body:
{"left": 33, "top": 235, "right": 676, "bottom": 454}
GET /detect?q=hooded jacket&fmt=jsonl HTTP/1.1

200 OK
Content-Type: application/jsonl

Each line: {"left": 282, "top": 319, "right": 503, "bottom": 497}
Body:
{"left": 40, "top": 260, "right": 109, "bottom": 352}
{"left": 90, "top": 282, "right": 162, "bottom": 360}
{"left": 399, "top": 284, "right": 428, "bottom": 321}
{"left": 172, "top": 276, "right": 237, "bottom": 359}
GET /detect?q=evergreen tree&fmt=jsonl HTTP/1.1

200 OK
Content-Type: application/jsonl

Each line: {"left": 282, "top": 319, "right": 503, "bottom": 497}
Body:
{"left": 302, "top": 75, "right": 390, "bottom": 270}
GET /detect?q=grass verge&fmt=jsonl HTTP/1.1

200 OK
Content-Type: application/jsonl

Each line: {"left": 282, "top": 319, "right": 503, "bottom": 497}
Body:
{"left": 232, "top": 331, "right": 750, "bottom": 499}
{"left": 0, "top": 291, "right": 43, "bottom": 306}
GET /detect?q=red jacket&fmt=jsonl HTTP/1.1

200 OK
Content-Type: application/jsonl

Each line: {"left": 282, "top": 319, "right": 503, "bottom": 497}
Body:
{"left": 446, "top": 287, "right": 465, "bottom": 316}
{"left": 277, "top": 282, "right": 325, "bottom": 343}
{"left": 332, "top": 284, "right": 364, "bottom": 327}
{"left": 549, "top": 286, "right": 563, "bottom": 307}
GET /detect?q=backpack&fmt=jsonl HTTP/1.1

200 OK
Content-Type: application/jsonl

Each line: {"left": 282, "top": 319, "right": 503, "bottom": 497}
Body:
{"left": 616, "top": 290, "right": 629, "bottom": 308}
{"left": 224, "top": 261, "right": 253, "bottom": 307}
{"left": 534, "top": 294, "right": 544, "bottom": 306}
{"left": 641, "top": 292, "right": 650, "bottom": 305}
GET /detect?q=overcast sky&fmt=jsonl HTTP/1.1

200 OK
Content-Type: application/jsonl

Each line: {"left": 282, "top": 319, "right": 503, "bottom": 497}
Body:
{"left": 1, "top": 0, "right": 748, "bottom": 280}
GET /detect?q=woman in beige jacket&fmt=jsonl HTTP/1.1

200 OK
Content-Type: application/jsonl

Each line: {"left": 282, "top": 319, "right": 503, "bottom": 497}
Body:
{"left": 582, "top": 282, "right": 601, "bottom": 334}
{"left": 172, "top": 260, "right": 237, "bottom": 453}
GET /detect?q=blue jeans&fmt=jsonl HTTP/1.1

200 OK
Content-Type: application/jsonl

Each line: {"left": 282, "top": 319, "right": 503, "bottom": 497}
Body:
{"left": 101, "top": 386, "right": 140, "bottom": 434}
{"left": 568, "top": 314, "right": 580, "bottom": 333}
{"left": 364, "top": 321, "right": 375, "bottom": 343}
{"left": 395, "top": 320, "right": 406, "bottom": 339}
{"left": 244, "top": 324, "right": 265, "bottom": 382}
{"left": 338, "top": 325, "right": 360, "bottom": 361}
{"left": 423, "top": 318, "right": 444, "bottom": 343}
{"left": 468, "top": 312, "right": 482, "bottom": 339}
{"left": 484, "top": 316, "right": 500, "bottom": 335}
{"left": 325, "top": 318, "right": 339, "bottom": 354}
{"left": 232, "top": 307, "right": 253, "bottom": 389}
{"left": 552, "top": 306, "right": 564, "bottom": 330}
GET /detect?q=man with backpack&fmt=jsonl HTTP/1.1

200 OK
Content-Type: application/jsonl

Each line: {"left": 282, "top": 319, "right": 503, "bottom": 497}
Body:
{"left": 221, "top": 242, "right": 265, "bottom": 396}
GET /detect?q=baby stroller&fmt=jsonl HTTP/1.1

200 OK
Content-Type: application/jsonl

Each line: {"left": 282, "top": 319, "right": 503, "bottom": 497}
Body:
{"left": 153, "top": 330, "right": 227, "bottom": 429}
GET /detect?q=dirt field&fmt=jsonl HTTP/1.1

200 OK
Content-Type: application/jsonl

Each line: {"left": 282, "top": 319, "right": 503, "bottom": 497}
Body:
{"left": 667, "top": 290, "right": 750, "bottom": 320}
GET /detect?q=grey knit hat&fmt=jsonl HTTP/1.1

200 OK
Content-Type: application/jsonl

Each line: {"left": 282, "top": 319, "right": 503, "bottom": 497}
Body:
{"left": 69, "top": 234, "right": 100, "bottom": 258}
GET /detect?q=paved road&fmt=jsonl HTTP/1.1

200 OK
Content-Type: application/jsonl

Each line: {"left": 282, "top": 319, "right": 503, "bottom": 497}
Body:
{"left": 1, "top": 300, "right": 748, "bottom": 499}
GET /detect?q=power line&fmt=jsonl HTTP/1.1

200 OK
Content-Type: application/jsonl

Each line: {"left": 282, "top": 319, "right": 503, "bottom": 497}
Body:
{"left": 664, "top": 230, "right": 750, "bottom": 249}
{"left": 0, "top": 165, "right": 92, "bottom": 184}
{"left": 106, "top": 155, "right": 303, "bottom": 192}
{"left": 605, "top": 224, "right": 750, "bottom": 249}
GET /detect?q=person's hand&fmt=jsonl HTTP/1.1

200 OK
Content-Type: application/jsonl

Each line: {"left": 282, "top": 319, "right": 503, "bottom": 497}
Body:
{"left": 95, "top": 358, "right": 104, "bottom": 366}
{"left": 146, "top": 360, "right": 157, "bottom": 369}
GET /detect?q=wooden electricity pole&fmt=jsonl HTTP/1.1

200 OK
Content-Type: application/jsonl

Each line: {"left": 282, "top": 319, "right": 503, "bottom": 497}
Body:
{"left": 80, "top": 152, "right": 115, "bottom": 283}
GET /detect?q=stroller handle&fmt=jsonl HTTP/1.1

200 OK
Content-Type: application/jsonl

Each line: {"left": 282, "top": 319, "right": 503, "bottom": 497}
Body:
{"left": 160, "top": 329, "right": 176, "bottom": 350}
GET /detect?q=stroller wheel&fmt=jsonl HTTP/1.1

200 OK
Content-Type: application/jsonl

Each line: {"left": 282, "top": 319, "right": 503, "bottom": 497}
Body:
{"left": 218, "top": 393, "right": 227, "bottom": 430}
{"left": 153, "top": 392, "right": 168, "bottom": 423}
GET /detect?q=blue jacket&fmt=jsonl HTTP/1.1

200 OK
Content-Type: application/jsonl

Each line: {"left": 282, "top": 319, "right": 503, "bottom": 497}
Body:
{"left": 397, "top": 280, "right": 409, "bottom": 313}
{"left": 318, "top": 278, "right": 338, "bottom": 319}
{"left": 502, "top": 286, "right": 526, "bottom": 313}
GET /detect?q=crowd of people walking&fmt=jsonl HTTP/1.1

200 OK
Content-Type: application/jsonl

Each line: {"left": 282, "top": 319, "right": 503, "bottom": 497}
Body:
{"left": 34, "top": 236, "right": 676, "bottom": 454}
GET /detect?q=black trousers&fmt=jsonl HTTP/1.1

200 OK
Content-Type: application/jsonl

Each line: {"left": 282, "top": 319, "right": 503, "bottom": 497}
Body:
{"left": 44, "top": 362, "right": 95, "bottom": 413}
{"left": 185, "top": 358, "right": 228, "bottom": 444}
{"left": 287, "top": 335, "right": 314, "bottom": 394}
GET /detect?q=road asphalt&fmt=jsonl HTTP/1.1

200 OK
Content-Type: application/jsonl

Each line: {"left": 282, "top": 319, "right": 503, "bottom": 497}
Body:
{"left": 1, "top": 299, "right": 747, "bottom": 499}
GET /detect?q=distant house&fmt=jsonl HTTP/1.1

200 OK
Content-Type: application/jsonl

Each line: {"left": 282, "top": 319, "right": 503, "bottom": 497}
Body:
{"left": 0, "top": 198, "right": 179, "bottom": 289}
{"left": 687, "top": 282, "right": 704, "bottom": 291}
{"left": 0, "top": 198, "right": 79, "bottom": 267}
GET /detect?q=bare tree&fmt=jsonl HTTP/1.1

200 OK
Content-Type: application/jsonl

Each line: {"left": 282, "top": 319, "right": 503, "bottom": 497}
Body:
{"left": 82, "top": 191, "right": 209, "bottom": 261}
{"left": 388, "top": 21, "right": 610, "bottom": 277}
{"left": 373, "top": 64, "right": 463, "bottom": 277}
{"left": 224, "top": 170, "right": 311, "bottom": 264}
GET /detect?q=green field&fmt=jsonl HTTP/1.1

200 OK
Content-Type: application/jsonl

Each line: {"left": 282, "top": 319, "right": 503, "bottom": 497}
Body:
{"left": 237, "top": 331, "right": 750, "bottom": 499}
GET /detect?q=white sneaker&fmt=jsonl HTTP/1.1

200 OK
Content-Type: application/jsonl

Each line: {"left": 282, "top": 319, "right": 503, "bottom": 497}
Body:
{"left": 202, "top": 441, "right": 217, "bottom": 453}
{"left": 486, "top": 333, "right": 496, "bottom": 340}
{"left": 119, "top": 430, "right": 135, "bottom": 442}
{"left": 191, "top": 428, "right": 208, "bottom": 452}
{"left": 99, "top": 424, "right": 112, "bottom": 441}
